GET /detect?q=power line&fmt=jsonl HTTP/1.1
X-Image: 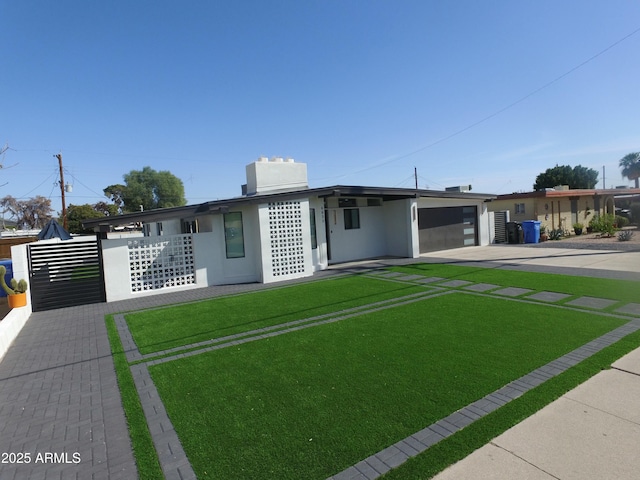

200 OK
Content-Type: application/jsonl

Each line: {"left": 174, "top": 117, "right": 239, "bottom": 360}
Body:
{"left": 19, "top": 169, "right": 58, "bottom": 199}
{"left": 334, "top": 24, "right": 640, "bottom": 178}
{"left": 64, "top": 170, "right": 108, "bottom": 199}
{"left": 47, "top": 171, "right": 59, "bottom": 201}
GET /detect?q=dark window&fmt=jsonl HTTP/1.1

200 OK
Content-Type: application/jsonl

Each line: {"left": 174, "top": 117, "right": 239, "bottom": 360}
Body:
{"left": 224, "top": 212, "right": 245, "bottom": 258}
{"left": 310, "top": 208, "right": 318, "bottom": 249}
{"left": 156, "top": 222, "right": 163, "bottom": 236}
{"left": 344, "top": 208, "right": 360, "bottom": 230}
{"left": 181, "top": 219, "right": 198, "bottom": 234}
{"left": 367, "top": 198, "right": 382, "bottom": 207}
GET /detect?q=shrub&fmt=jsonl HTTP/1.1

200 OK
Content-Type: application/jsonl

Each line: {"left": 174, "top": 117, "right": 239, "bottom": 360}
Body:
{"left": 618, "top": 230, "right": 635, "bottom": 242}
{"left": 615, "top": 215, "right": 630, "bottom": 228}
{"left": 549, "top": 228, "right": 564, "bottom": 240}
{"left": 588, "top": 214, "right": 617, "bottom": 236}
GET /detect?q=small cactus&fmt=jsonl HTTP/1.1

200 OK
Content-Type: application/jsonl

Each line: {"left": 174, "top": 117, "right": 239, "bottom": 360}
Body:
{"left": 0, "top": 265, "right": 28, "bottom": 295}
{"left": 11, "top": 278, "right": 28, "bottom": 294}
{"left": 618, "top": 230, "right": 635, "bottom": 242}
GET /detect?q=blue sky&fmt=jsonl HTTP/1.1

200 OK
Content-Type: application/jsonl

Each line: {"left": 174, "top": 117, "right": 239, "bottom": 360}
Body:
{"left": 2, "top": 1, "right": 639, "bottom": 215}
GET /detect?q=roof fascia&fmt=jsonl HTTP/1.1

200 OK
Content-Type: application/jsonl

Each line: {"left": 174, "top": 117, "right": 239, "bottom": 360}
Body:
{"left": 83, "top": 185, "right": 497, "bottom": 228}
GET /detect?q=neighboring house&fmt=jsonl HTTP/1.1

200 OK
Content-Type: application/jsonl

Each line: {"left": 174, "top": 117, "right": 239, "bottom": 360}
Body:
{"left": 487, "top": 186, "right": 640, "bottom": 233}
{"left": 83, "top": 158, "right": 496, "bottom": 301}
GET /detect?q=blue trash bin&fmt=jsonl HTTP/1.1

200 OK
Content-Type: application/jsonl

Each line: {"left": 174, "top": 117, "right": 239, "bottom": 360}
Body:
{"left": 522, "top": 221, "right": 541, "bottom": 244}
{"left": 0, "top": 259, "right": 12, "bottom": 297}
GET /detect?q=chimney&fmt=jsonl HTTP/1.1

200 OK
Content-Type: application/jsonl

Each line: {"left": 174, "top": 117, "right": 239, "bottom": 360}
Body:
{"left": 244, "top": 157, "right": 308, "bottom": 195}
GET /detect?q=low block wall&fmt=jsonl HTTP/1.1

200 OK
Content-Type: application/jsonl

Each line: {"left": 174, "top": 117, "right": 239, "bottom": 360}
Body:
{"left": 0, "top": 302, "right": 32, "bottom": 364}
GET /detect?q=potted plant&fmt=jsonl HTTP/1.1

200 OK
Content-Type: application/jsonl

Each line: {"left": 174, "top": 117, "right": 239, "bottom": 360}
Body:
{"left": 573, "top": 222, "right": 584, "bottom": 236}
{"left": 0, "top": 265, "right": 28, "bottom": 308}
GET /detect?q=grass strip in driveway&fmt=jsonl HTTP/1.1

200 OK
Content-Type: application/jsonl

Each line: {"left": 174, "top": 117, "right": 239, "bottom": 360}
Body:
{"left": 149, "top": 292, "right": 625, "bottom": 480}
{"left": 125, "top": 275, "right": 428, "bottom": 355}
{"left": 389, "top": 263, "right": 640, "bottom": 305}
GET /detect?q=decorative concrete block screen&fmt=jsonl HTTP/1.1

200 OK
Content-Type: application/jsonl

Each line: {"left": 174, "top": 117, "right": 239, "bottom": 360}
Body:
{"left": 127, "top": 234, "right": 195, "bottom": 293}
{"left": 268, "top": 201, "right": 305, "bottom": 277}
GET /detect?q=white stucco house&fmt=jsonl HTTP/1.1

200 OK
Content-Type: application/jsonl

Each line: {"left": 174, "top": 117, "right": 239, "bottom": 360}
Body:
{"left": 83, "top": 158, "right": 496, "bottom": 302}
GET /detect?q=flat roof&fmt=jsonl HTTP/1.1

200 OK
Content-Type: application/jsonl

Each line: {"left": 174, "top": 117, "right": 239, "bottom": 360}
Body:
{"left": 82, "top": 184, "right": 496, "bottom": 229}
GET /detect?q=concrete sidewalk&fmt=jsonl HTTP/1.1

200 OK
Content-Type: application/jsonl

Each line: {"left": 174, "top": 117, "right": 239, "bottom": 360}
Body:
{"left": 0, "top": 243, "right": 637, "bottom": 479}
{"left": 420, "top": 244, "right": 640, "bottom": 280}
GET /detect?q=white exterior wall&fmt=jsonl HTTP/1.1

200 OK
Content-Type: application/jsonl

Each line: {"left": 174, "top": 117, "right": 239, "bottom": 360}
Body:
{"left": 216, "top": 206, "right": 261, "bottom": 285}
{"left": 0, "top": 244, "right": 33, "bottom": 364}
{"left": 479, "top": 202, "right": 492, "bottom": 246}
{"left": 102, "top": 238, "right": 137, "bottom": 302}
{"left": 193, "top": 219, "right": 260, "bottom": 287}
{"left": 309, "top": 197, "right": 329, "bottom": 272}
{"left": 325, "top": 202, "right": 387, "bottom": 264}
{"left": 197, "top": 215, "right": 214, "bottom": 233}
{"left": 256, "top": 199, "right": 314, "bottom": 283}
{"left": 102, "top": 237, "right": 203, "bottom": 303}
{"left": 383, "top": 198, "right": 419, "bottom": 258}
{"left": 101, "top": 206, "right": 262, "bottom": 302}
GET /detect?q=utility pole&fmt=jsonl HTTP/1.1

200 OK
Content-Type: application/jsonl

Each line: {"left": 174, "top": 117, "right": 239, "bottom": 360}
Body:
{"left": 55, "top": 153, "right": 68, "bottom": 230}
{"left": 602, "top": 165, "right": 606, "bottom": 190}
{"left": 414, "top": 166, "right": 418, "bottom": 190}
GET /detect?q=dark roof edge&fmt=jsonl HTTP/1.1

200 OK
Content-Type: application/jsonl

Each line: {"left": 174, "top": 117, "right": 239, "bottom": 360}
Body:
{"left": 82, "top": 185, "right": 496, "bottom": 228}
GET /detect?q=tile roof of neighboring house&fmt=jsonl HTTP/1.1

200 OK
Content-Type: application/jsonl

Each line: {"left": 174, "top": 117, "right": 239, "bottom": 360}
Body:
{"left": 494, "top": 188, "right": 640, "bottom": 201}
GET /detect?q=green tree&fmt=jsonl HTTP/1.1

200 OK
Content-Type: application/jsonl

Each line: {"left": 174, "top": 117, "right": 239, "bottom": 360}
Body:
{"left": 103, "top": 184, "right": 127, "bottom": 213}
{"left": 571, "top": 165, "right": 599, "bottom": 189}
{"left": 93, "top": 201, "right": 119, "bottom": 217}
{"left": 66, "top": 204, "right": 104, "bottom": 234}
{"left": 119, "top": 167, "right": 187, "bottom": 212}
{"left": 619, "top": 152, "right": 640, "bottom": 188}
{"left": 67, "top": 202, "right": 121, "bottom": 234}
{"left": 533, "top": 164, "right": 598, "bottom": 190}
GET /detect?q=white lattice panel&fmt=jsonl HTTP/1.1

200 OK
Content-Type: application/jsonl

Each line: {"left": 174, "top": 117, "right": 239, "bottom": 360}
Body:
{"left": 268, "top": 201, "right": 306, "bottom": 277}
{"left": 127, "top": 234, "right": 195, "bottom": 292}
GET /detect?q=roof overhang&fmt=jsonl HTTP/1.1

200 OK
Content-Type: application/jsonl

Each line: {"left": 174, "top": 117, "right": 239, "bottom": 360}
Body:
{"left": 82, "top": 185, "right": 496, "bottom": 230}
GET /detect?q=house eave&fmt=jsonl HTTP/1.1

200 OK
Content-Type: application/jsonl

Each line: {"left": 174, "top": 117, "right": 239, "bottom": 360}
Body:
{"left": 82, "top": 185, "right": 497, "bottom": 230}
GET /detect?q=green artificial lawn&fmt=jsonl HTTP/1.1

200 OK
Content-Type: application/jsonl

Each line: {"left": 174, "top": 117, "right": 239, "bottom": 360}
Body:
{"left": 149, "top": 292, "right": 626, "bottom": 479}
{"left": 389, "top": 263, "right": 640, "bottom": 305}
{"left": 125, "top": 276, "right": 428, "bottom": 354}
